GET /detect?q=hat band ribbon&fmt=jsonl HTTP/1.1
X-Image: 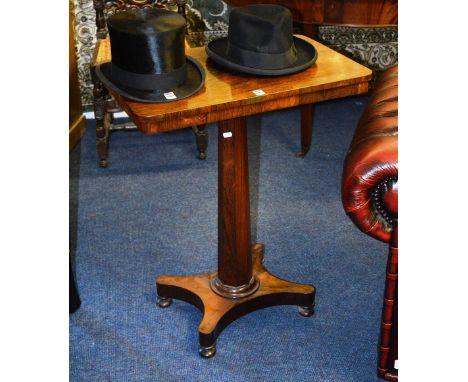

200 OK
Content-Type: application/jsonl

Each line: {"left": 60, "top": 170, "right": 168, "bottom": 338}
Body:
{"left": 110, "top": 63, "right": 187, "bottom": 92}
{"left": 226, "top": 42, "right": 297, "bottom": 70}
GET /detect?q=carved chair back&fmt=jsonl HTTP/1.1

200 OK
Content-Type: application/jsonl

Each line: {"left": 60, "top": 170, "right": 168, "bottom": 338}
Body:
{"left": 93, "top": 0, "right": 187, "bottom": 39}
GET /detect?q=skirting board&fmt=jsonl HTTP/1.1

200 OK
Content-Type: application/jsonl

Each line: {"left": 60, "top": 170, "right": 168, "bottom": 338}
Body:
{"left": 69, "top": 115, "right": 86, "bottom": 152}
{"left": 83, "top": 111, "right": 129, "bottom": 120}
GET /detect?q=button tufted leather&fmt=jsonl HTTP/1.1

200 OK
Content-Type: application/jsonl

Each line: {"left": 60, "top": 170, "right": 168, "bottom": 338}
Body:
{"left": 342, "top": 65, "right": 398, "bottom": 243}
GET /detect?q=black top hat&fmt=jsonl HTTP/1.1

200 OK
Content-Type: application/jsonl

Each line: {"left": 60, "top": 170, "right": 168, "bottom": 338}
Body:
{"left": 205, "top": 4, "right": 318, "bottom": 76}
{"left": 95, "top": 8, "right": 205, "bottom": 103}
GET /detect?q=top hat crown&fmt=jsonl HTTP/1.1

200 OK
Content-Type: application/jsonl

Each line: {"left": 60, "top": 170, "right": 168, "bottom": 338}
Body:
{"left": 107, "top": 9, "right": 186, "bottom": 77}
{"left": 205, "top": 4, "right": 317, "bottom": 76}
{"left": 95, "top": 8, "right": 205, "bottom": 103}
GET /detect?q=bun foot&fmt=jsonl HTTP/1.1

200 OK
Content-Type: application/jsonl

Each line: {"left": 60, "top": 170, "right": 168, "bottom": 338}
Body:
{"left": 295, "top": 145, "right": 310, "bottom": 158}
{"left": 298, "top": 304, "right": 314, "bottom": 317}
{"left": 99, "top": 159, "right": 108, "bottom": 168}
{"left": 197, "top": 152, "right": 207, "bottom": 160}
{"left": 199, "top": 343, "right": 216, "bottom": 358}
{"left": 157, "top": 244, "right": 315, "bottom": 356}
{"left": 157, "top": 296, "right": 172, "bottom": 308}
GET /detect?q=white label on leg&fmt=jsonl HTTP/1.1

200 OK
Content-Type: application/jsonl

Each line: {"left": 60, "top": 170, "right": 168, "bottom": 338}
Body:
{"left": 223, "top": 132, "right": 233, "bottom": 138}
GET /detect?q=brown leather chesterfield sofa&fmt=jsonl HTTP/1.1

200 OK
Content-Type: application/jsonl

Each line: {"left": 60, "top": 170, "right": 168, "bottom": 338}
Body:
{"left": 341, "top": 65, "right": 398, "bottom": 381}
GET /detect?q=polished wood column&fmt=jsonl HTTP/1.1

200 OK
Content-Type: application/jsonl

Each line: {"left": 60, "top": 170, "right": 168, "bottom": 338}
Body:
{"left": 217, "top": 118, "right": 253, "bottom": 288}
{"left": 156, "top": 116, "right": 316, "bottom": 357}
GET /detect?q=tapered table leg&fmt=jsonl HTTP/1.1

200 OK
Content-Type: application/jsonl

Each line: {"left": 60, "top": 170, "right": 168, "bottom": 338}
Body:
{"left": 296, "top": 104, "right": 315, "bottom": 157}
{"left": 192, "top": 124, "right": 208, "bottom": 160}
{"left": 157, "top": 116, "right": 316, "bottom": 357}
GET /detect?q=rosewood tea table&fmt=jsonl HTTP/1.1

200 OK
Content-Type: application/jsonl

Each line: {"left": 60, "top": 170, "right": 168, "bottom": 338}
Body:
{"left": 94, "top": 35, "right": 372, "bottom": 357}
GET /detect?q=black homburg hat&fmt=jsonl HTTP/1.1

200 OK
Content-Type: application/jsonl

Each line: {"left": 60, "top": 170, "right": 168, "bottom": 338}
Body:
{"left": 96, "top": 8, "right": 205, "bottom": 103}
{"left": 206, "top": 4, "right": 318, "bottom": 76}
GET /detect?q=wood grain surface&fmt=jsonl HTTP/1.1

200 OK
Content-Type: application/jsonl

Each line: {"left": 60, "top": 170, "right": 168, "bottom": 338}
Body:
{"left": 217, "top": 117, "right": 252, "bottom": 286}
{"left": 94, "top": 35, "right": 372, "bottom": 134}
{"left": 157, "top": 244, "right": 315, "bottom": 348}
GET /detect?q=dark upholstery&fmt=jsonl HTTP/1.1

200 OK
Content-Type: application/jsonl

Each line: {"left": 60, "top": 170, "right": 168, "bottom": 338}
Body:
{"left": 341, "top": 64, "right": 398, "bottom": 381}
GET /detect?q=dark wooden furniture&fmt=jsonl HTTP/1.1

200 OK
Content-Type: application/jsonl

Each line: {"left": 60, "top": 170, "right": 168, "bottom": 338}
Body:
{"left": 91, "top": 0, "right": 208, "bottom": 167}
{"left": 70, "top": 0, "right": 86, "bottom": 151}
{"left": 225, "top": 0, "right": 397, "bottom": 38}
{"left": 342, "top": 65, "right": 398, "bottom": 380}
{"left": 95, "top": 36, "right": 372, "bottom": 356}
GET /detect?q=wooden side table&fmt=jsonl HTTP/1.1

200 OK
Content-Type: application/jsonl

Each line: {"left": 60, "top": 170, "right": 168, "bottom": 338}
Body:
{"left": 95, "top": 36, "right": 372, "bottom": 357}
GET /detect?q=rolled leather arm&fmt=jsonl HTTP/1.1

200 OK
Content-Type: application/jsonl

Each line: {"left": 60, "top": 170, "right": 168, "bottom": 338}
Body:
{"left": 341, "top": 65, "right": 398, "bottom": 243}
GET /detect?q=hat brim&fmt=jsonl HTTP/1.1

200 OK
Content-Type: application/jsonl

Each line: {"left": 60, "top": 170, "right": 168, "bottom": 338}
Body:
{"left": 205, "top": 36, "right": 318, "bottom": 76}
{"left": 95, "top": 56, "right": 205, "bottom": 103}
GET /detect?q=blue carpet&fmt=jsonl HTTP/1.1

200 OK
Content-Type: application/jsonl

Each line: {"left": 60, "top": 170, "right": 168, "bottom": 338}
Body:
{"left": 70, "top": 95, "right": 388, "bottom": 382}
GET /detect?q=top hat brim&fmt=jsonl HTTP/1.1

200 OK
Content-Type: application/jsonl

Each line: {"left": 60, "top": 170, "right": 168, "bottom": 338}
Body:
{"left": 205, "top": 36, "right": 318, "bottom": 76}
{"left": 95, "top": 56, "right": 205, "bottom": 103}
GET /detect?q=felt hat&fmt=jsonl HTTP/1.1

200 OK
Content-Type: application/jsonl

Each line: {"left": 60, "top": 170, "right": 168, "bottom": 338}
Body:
{"left": 95, "top": 8, "right": 205, "bottom": 103}
{"left": 205, "top": 4, "right": 318, "bottom": 76}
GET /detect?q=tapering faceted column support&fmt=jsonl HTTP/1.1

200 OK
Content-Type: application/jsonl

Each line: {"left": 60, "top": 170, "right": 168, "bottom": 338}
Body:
{"left": 156, "top": 116, "right": 316, "bottom": 357}
{"left": 296, "top": 103, "right": 315, "bottom": 157}
{"left": 213, "top": 117, "right": 257, "bottom": 297}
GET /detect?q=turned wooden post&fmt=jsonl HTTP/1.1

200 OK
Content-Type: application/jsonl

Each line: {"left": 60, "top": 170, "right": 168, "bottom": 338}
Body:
{"left": 176, "top": 0, "right": 187, "bottom": 19}
{"left": 94, "top": 0, "right": 107, "bottom": 39}
{"left": 378, "top": 220, "right": 398, "bottom": 380}
{"left": 92, "top": 76, "right": 110, "bottom": 168}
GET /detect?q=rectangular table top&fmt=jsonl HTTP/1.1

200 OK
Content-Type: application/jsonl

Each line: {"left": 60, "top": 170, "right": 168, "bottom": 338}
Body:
{"left": 94, "top": 36, "right": 372, "bottom": 134}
